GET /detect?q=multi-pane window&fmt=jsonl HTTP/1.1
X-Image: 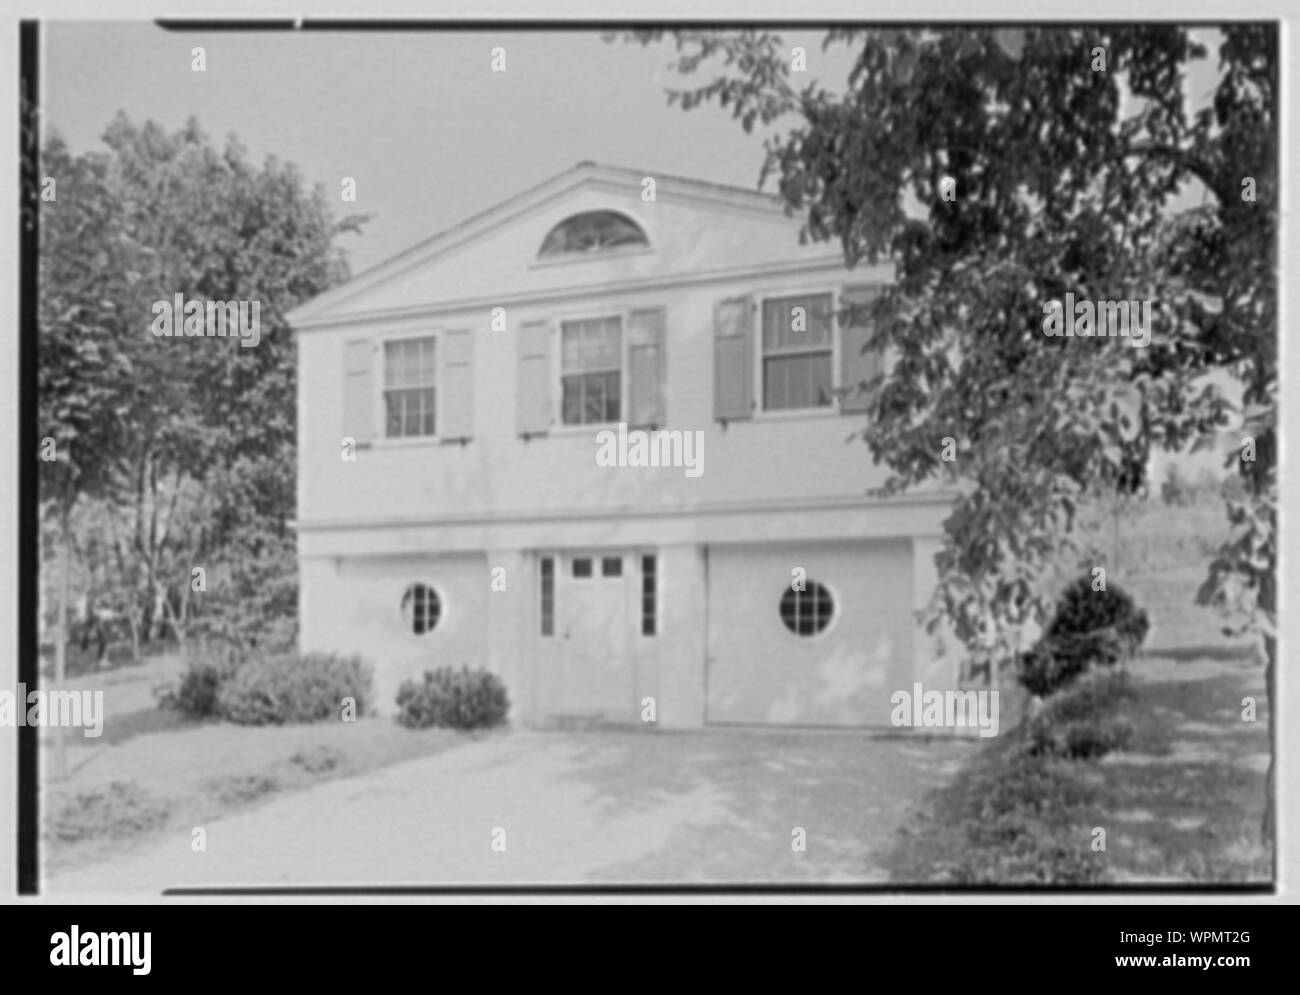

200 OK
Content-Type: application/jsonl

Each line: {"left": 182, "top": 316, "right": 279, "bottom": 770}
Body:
{"left": 601, "top": 556, "right": 622, "bottom": 578}
{"left": 780, "top": 581, "right": 834, "bottom": 636}
{"left": 572, "top": 557, "right": 593, "bottom": 578}
{"left": 641, "top": 555, "right": 657, "bottom": 636}
{"left": 539, "top": 211, "right": 648, "bottom": 258}
{"left": 384, "top": 336, "right": 437, "bottom": 438}
{"left": 540, "top": 557, "right": 554, "bottom": 636}
{"left": 400, "top": 583, "right": 441, "bottom": 635}
{"left": 761, "top": 293, "right": 834, "bottom": 411}
{"left": 561, "top": 317, "right": 622, "bottom": 425}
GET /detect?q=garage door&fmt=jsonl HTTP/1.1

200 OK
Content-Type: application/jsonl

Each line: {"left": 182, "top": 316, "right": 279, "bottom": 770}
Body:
{"left": 705, "top": 540, "right": 914, "bottom": 727}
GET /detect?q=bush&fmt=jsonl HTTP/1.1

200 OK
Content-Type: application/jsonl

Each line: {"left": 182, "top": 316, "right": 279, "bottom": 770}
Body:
{"left": 157, "top": 643, "right": 243, "bottom": 718}
{"left": 1059, "top": 716, "right": 1135, "bottom": 759}
{"left": 47, "top": 781, "right": 172, "bottom": 843}
{"left": 291, "top": 745, "right": 345, "bottom": 775}
{"left": 1017, "top": 647, "right": 1086, "bottom": 698}
{"left": 953, "top": 823, "right": 1105, "bottom": 885}
{"left": 216, "top": 652, "right": 372, "bottom": 726}
{"left": 187, "top": 524, "right": 299, "bottom": 655}
{"left": 1046, "top": 577, "right": 1150, "bottom": 655}
{"left": 958, "top": 754, "right": 1106, "bottom": 885}
{"left": 396, "top": 665, "right": 510, "bottom": 731}
{"left": 1024, "top": 670, "right": 1138, "bottom": 759}
{"left": 202, "top": 773, "right": 280, "bottom": 805}
{"left": 1035, "top": 668, "right": 1138, "bottom": 723}
{"left": 1026, "top": 709, "right": 1137, "bottom": 759}
{"left": 1018, "top": 577, "right": 1149, "bottom": 695}
{"left": 975, "top": 752, "right": 1098, "bottom": 821}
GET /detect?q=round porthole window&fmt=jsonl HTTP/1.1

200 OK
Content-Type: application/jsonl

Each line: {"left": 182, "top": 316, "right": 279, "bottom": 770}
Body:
{"left": 780, "top": 581, "right": 834, "bottom": 636}
{"left": 400, "top": 583, "right": 442, "bottom": 635}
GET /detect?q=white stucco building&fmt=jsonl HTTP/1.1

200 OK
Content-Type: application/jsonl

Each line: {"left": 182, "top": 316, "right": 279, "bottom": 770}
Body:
{"left": 287, "top": 162, "right": 960, "bottom": 728}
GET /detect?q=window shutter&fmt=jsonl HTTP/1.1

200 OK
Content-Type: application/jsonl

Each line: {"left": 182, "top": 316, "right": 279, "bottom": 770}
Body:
{"left": 517, "top": 319, "right": 552, "bottom": 437}
{"left": 439, "top": 328, "right": 474, "bottom": 442}
{"left": 342, "top": 338, "right": 374, "bottom": 446}
{"left": 713, "top": 296, "right": 753, "bottom": 422}
{"left": 627, "top": 307, "right": 666, "bottom": 428}
{"left": 840, "top": 285, "right": 885, "bottom": 414}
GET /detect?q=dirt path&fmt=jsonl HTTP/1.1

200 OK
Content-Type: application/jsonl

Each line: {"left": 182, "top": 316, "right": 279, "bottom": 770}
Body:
{"left": 45, "top": 728, "right": 975, "bottom": 894}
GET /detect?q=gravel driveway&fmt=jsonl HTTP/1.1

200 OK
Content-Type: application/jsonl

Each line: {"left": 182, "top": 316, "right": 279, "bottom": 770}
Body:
{"left": 45, "top": 727, "right": 975, "bottom": 894}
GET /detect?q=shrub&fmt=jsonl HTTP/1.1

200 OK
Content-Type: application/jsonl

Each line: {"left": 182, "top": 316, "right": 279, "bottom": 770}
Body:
{"left": 291, "top": 745, "right": 345, "bottom": 775}
{"left": 1035, "top": 668, "right": 1138, "bottom": 723}
{"left": 396, "top": 665, "right": 510, "bottom": 731}
{"left": 156, "top": 643, "right": 243, "bottom": 718}
{"left": 202, "top": 773, "right": 280, "bottom": 806}
{"left": 47, "top": 781, "right": 171, "bottom": 843}
{"left": 953, "top": 824, "right": 1105, "bottom": 885}
{"left": 976, "top": 753, "right": 1097, "bottom": 821}
{"left": 1046, "top": 577, "right": 1150, "bottom": 657}
{"left": 1024, "top": 670, "right": 1138, "bottom": 759}
{"left": 1059, "top": 716, "right": 1135, "bottom": 759}
{"left": 1017, "top": 647, "right": 1085, "bottom": 698}
{"left": 1018, "top": 577, "right": 1149, "bottom": 695}
{"left": 216, "top": 652, "right": 372, "bottom": 726}
{"left": 1026, "top": 710, "right": 1136, "bottom": 759}
{"left": 188, "top": 525, "right": 299, "bottom": 655}
{"left": 958, "top": 755, "right": 1106, "bottom": 884}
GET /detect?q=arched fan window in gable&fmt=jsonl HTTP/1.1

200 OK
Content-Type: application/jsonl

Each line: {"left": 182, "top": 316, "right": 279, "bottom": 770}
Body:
{"left": 539, "top": 210, "right": 648, "bottom": 258}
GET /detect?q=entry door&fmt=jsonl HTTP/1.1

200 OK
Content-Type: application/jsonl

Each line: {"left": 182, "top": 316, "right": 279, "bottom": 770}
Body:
{"left": 559, "top": 553, "right": 632, "bottom": 716}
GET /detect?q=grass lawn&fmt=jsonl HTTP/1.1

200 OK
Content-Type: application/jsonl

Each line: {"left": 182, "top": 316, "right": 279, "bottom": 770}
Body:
{"left": 883, "top": 492, "right": 1273, "bottom": 885}
{"left": 40, "top": 653, "right": 484, "bottom": 881}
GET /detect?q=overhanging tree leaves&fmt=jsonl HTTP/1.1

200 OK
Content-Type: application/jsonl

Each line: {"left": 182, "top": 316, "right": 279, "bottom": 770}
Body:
{"left": 628, "top": 25, "right": 1277, "bottom": 842}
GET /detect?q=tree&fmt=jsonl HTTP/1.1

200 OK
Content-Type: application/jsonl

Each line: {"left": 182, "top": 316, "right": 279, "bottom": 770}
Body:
{"left": 38, "top": 134, "right": 140, "bottom": 774}
{"left": 628, "top": 26, "right": 1277, "bottom": 842}
{"left": 40, "top": 116, "right": 364, "bottom": 685}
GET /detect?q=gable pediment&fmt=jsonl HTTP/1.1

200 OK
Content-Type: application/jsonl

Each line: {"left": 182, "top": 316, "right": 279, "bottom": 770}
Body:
{"left": 288, "top": 163, "right": 842, "bottom": 328}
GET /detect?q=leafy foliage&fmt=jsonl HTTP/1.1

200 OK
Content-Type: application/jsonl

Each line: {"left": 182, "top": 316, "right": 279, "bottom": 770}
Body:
{"left": 1045, "top": 577, "right": 1150, "bottom": 659}
{"left": 47, "top": 781, "right": 172, "bottom": 843}
{"left": 1019, "top": 578, "right": 1148, "bottom": 695}
{"left": 957, "top": 752, "right": 1106, "bottom": 884}
{"left": 1017, "top": 647, "right": 1088, "bottom": 699}
{"left": 214, "top": 652, "right": 372, "bottom": 726}
{"left": 290, "top": 745, "right": 346, "bottom": 775}
{"left": 395, "top": 666, "right": 511, "bottom": 731}
{"left": 201, "top": 773, "right": 281, "bottom": 806}
{"left": 39, "top": 115, "right": 364, "bottom": 664}
{"left": 1024, "top": 669, "right": 1139, "bottom": 757}
{"left": 155, "top": 642, "right": 243, "bottom": 718}
{"left": 627, "top": 25, "right": 1276, "bottom": 670}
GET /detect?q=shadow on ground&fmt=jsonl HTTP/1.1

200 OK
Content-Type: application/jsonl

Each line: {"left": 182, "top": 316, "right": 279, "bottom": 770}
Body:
{"left": 499, "top": 729, "right": 978, "bottom": 883}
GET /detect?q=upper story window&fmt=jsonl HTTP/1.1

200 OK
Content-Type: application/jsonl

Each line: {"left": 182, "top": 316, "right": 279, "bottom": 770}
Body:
{"left": 384, "top": 335, "right": 437, "bottom": 438}
{"left": 761, "top": 293, "right": 835, "bottom": 411}
{"left": 561, "top": 316, "right": 622, "bottom": 425}
{"left": 539, "top": 211, "right": 648, "bottom": 259}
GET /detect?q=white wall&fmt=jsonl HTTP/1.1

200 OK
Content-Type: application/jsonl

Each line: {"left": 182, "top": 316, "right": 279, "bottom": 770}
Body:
{"left": 294, "top": 175, "right": 962, "bottom": 727}
{"left": 705, "top": 539, "right": 915, "bottom": 727}
{"left": 298, "top": 261, "right": 900, "bottom": 531}
{"left": 300, "top": 552, "right": 490, "bottom": 714}
{"left": 647, "top": 543, "right": 708, "bottom": 728}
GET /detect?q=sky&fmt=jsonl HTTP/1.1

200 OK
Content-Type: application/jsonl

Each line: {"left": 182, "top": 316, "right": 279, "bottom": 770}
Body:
{"left": 41, "top": 25, "right": 849, "bottom": 274}
{"left": 42, "top": 23, "right": 1222, "bottom": 276}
